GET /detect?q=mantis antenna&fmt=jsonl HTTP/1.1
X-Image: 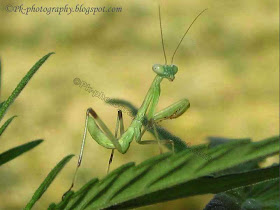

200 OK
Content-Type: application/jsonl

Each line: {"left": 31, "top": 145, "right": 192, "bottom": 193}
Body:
{"left": 171, "top": 9, "right": 207, "bottom": 64}
{"left": 158, "top": 5, "right": 167, "bottom": 65}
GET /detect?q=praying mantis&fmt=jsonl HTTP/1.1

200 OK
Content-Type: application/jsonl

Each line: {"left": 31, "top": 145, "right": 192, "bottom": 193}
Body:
{"left": 65, "top": 6, "right": 207, "bottom": 194}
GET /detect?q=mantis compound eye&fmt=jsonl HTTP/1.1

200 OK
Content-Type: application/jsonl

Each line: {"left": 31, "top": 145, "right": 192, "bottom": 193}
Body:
{"left": 172, "top": 65, "right": 178, "bottom": 74}
{"left": 152, "top": 64, "right": 165, "bottom": 75}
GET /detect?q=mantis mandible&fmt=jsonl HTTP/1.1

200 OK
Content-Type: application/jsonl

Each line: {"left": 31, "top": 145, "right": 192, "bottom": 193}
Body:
{"left": 65, "top": 6, "right": 206, "bottom": 194}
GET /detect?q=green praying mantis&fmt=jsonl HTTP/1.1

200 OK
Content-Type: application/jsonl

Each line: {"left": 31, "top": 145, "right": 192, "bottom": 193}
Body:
{"left": 65, "top": 6, "right": 207, "bottom": 194}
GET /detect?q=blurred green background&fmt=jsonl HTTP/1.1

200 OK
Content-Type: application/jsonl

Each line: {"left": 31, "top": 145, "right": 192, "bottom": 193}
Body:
{"left": 0, "top": 0, "right": 278, "bottom": 209}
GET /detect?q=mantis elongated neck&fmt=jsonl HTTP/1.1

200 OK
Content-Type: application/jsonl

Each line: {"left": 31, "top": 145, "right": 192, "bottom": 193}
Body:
{"left": 135, "top": 75, "right": 163, "bottom": 120}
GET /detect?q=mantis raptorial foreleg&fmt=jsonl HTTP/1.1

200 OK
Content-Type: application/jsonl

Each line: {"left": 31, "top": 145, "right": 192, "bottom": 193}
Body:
{"left": 153, "top": 98, "right": 190, "bottom": 122}
{"left": 137, "top": 98, "right": 190, "bottom": 153}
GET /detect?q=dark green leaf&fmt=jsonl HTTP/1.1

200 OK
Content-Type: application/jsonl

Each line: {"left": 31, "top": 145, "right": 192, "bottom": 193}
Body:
{"left": 50, "top": 136, "right": 279, "bottom": 209}
{"left": 208, "top": 136, "right": 250, "bottom": 148}
{"left": 204, "top": 177, "right": 280, "bottom": 210}
{"left": 206, "top": 137, "right": 280, "bottom": 209}
{"left": 60, "top": 178, "right": 99, "bottom": 210}
{"left": 0, "top": 52, "right": 54, "bottom": 122}
{"left": 0, "top": 139, "right": 43, "bottom": 166}
{"left": 24, "top": 154, "right": 74, "bottom": 210}
{"left": 0, "top": 101, "right": 4, "bottom": 109}
{"left": 0, "top": 115, "right": 17, "bottom": 136}
{"left": 208, "top": 137, "right": 266, "bottom": 176}
{"left": 0, "top": 58, "right": 2, "bottom": 103}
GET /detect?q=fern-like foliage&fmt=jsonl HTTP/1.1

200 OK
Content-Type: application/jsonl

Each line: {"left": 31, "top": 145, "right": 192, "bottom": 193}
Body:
{"left": 0, "top": 53, "right": 53, "bottom": 166}
{"left": 0, "top": 115, "right": 17, "bottom": 136}
{"left": 205, "top": 177, "right": 279, "bottom": 210}
{"left": 0, "top": 139, "right": 43, "bottom": 166}
{"left": 0, "top": 53, "right": 54, "bottom": 121}
{"left": 205, "top": 137, "right": 279, "bottom": 209}
{"left": 48, "top": 136, "right": 279, "bottom": 209}
{"left": 25, "top": 155, "right": 74, "bottom": 210}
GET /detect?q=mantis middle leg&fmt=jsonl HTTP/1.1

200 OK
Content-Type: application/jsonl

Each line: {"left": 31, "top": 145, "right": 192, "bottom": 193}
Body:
{"left": 107, "top": 110, "right": 125, "bottom": 174}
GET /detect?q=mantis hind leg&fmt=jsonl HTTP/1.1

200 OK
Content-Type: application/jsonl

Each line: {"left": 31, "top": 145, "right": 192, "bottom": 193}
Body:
{"left": 107, "top": 110, "right": 125, "bottom": 174}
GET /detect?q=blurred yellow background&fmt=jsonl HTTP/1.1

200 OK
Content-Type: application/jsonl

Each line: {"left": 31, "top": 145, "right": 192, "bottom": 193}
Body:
{"left": 0, "top": 0, "right": 278, "bottom": 209}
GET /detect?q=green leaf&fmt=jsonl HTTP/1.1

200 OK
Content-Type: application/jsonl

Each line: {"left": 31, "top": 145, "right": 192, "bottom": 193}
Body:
{"left": 0, "top": 139, "right": 43, "bottom": 166}
{"left": 0, "top": 58, "right": 2, "bottom": 103}
{"left": 107, "top": 98, "right": 189, "bottom": 152}
{"left": 205, "top": 137, "right": 280, "bottom": 209}
{"left": 0, "top": 52, "right": 54, "bottom": 122}
{"left": 0, "top": 115, "right": 17, "bottom": 136}
{"left": 0, "top": 101, "right": 4, "bottom": 109}
{"left": 208, "top": 136, "right": 246, "bottom": 148}
{"left": 204, "top": 177, "right": 280, "bottom": 210}
{"left": 208, "top": 137, "right": 266, "bottom": 176}
{"left": 50, "top": 136, "right": 279, "bottom": 209}
{"left": 24, "top": 154, "right": 75, "bottom": 210}
{"left": 56, "top": 178, "right": 99, "bottom": 210}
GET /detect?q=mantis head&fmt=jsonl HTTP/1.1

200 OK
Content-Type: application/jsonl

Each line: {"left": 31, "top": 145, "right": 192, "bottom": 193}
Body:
{"left": 152, "top": 64, "right": 178, "bottom": 81}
